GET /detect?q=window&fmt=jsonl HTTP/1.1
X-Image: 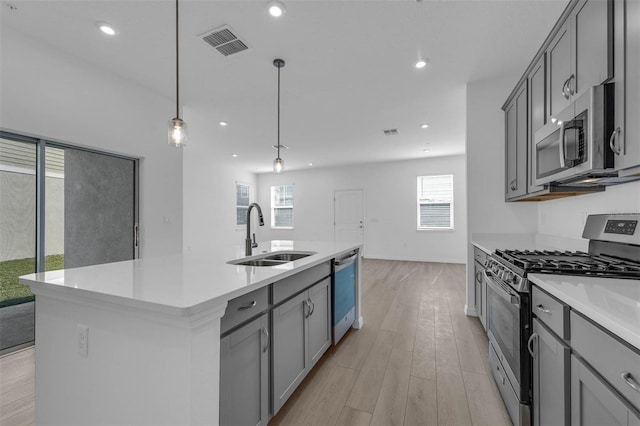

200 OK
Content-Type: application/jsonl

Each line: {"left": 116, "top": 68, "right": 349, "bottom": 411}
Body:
{"left": 235, "top": 183, "right": 251, "bottom": 226}
{"left": 417, "top": 174, "right": 454, "bottom": 230}
{"left": 271, "top": 184, "right": 294, "bottom": 228}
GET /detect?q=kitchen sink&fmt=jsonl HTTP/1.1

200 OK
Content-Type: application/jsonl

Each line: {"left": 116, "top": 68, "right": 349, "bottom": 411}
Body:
{"left": 228, "top": 251, "right": 316, "bottom": 267}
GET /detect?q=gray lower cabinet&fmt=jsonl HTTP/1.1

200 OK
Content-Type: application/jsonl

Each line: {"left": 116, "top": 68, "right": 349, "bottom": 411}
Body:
{"left": 272, "top": 277, "right": 331, "bottom": 414}
{"left": 531, "top": 318, "right": 570, "bottom": 426}
{"left": 474, "top": 260, "right": 486, "bottom": 330}
{"left": 220, "top": 313, "right": 270, "bottom": 426}
{"left": 571, "top": 354, "right": 640, "bottom": 426}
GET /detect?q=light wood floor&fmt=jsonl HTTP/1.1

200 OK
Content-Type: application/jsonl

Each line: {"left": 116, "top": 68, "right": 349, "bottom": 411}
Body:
{"left": 269, "top": 260, "right": 510, "bottom": 426}
{"left": 0, "top": 260, "right": 509, "bottom": 426}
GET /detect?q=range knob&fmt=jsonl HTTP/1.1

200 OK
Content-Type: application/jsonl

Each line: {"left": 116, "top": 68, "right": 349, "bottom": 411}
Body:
{"left": 503, "top": 270, "right": 513, "bottom": 283}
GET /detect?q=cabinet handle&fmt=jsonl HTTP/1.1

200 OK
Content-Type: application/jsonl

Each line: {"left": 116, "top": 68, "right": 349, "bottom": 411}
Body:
{"left": 238, "top": 300, "right": 257, "bottom": 311}
{"left": 527, "top": 333, "right": 537, "bottom": 358}
{"left": 609, "top": 127, "right": 621, "bottom": 155}
{"left": 304, "top": 299, "right": 311, "bottom": 318}
{"left": 622, "top": 372, "right": 640, "bottom": 393}
{"left": 509, "top": 179, "right": 517, "bottom": 191}
{"left": 562, "top": 77, "right": 572, "bottom": 100}
{"left": 262, "top": 328, "right": 270, "bottom": 353}
{"left": 475, "top": 271, "right": 482, "bottom": 283}
{"left": 308, "top": 298, "right": 315, "bottom": 316}
{"left": 568, "top": 74, "right": 575, "bottom": 96}
{"left": 536, "top": 304, "right": 552, "bottom": 315}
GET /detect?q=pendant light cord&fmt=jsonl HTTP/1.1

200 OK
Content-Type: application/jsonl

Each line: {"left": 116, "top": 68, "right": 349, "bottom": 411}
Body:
{"left": 175, "top": 0, "right": 180, "bottom": 119}
{"left": 277, "top": 64, "right": 280, "bottom": 159}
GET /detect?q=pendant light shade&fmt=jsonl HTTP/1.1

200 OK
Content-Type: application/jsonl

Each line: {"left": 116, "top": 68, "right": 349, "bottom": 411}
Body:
{"left": 273, "top": 58, "right": 285, "bottom": 174}
{"left": 168, "top": 0, "right": 187, "bottom": 147}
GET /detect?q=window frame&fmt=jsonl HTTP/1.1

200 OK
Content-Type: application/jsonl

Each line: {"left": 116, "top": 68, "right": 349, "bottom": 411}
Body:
{"left": 416, "top": 174, "right": 454, "bottom": 231}
{"left": 235, "top": 182, "right": 252, "bottom": 228}
{"left": 270, "top": 184, "right": 294, "bottom": 229}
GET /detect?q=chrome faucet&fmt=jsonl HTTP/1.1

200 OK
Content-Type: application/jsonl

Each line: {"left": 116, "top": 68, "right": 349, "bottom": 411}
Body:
{"left": 245, "top": 203, "right": 264, "bottom": 256}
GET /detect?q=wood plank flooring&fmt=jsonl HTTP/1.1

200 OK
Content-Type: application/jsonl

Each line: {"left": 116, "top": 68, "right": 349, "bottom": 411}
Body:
{"left": 270, "top": 260, "right": 511, "bottom": 426}
{"left": 0, "top": 259, "right": 510, "bottom": 426}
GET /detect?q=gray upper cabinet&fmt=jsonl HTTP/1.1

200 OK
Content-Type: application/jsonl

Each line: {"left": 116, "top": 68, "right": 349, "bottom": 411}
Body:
{"left": 613, "top": 0, "right": 640, "bottom": 176}
{"left": 547, "top": 0, "right": 612, "bottom": 121}
{"left": 531, "top": 318, "right": 570, "bottom": 426}
{"left": 528, "top": 55, "right": 546, "bottom": 194}
{"left": 220, "top": 313, "right": 270, "bottom": 426}
{"left": 272, "top": 278, "right": 332, "bottom": 415}
{"left": 547, "top": 21, "right": 573, "bottom": 119}
{"left": 505, "top": 81, "right": 528, "bottom": 200}
{"left": 571, "top": 354, "right": 640, "bottom": 426}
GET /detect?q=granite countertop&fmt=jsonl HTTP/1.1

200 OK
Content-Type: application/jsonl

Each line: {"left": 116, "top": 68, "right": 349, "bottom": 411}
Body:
{"left": 19, "top": 240, "right": 361, "bottom": 317}
{"left": 471, "top": 233, "right": 588, "bottom": 254}
{"left": 529, "top": 273, "right": 640, "bottom": 351}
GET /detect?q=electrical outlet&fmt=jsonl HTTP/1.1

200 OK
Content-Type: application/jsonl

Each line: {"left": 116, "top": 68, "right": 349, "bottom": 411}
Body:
{"left": 77, "top": 324, "right": 89, "bottom": 357}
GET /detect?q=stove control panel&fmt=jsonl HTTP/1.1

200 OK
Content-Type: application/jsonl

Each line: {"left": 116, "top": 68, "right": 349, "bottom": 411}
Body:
{"left": 604, "top": 219, "right": 637, "bottom": 235}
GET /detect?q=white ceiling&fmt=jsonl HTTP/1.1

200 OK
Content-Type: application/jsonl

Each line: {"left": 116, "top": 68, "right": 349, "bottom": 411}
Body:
{"left": 1, "top": 0, "right": 567, "bottom": 173}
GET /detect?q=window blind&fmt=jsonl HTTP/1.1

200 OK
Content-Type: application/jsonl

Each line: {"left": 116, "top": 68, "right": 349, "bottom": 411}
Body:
{"left": 417, "top": 175, "right": 454, "bottom": 229}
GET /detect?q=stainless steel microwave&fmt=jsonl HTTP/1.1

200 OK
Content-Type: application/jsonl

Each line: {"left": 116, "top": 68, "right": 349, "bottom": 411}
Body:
{"left": 533, "top": 84, "right": 615, "bottom": 186}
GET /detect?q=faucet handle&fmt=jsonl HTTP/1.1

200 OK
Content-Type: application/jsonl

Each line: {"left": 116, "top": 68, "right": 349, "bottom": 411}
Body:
{"left": 251, "top": 233, "right": 258, "bottom": 248}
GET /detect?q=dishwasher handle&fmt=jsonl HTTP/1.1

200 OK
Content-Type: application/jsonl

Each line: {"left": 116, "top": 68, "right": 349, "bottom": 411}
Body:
{"left": 334, "top": 251, "right": 358, "bottom": 267}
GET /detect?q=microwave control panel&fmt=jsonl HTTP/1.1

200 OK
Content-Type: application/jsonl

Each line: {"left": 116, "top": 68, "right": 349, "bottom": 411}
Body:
{"left": 604, "top": 220, "right": 638, "bottom": 236}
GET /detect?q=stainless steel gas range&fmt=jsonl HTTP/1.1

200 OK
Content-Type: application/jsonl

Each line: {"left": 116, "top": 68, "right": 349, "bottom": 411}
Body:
{"left": 484, "top": 213, "right": 640, "bottom": 426}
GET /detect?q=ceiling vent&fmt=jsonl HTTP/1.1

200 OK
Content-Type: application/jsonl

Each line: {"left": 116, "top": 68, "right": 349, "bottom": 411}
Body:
{"left": 200, "top": 25, "right": 249, "bottom": 56}
{"left": 383, "top": 129, "right": 399, "bottom": 136}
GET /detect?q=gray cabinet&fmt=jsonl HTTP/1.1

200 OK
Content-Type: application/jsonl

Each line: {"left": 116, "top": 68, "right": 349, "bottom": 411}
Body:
{"left": 505, "top": 81, "right": 528, "bottom": 200}
{"left": 272, "top": 277, "right": 331, "bottom": 414}
{"left": 220, "top": 313, "right": 270, "bottom": 426}
{"left": 528, "top": 55, "right": 546, "bottom": 194}
{"left": 571, "top": 354, "right": 640, "bottom": 426}
{"left": 474, "top": 260, "right": 486, "bottom": 330}
{"left": 547, "top": 0, "right": 612, "bottom": 121}
{"left": 613, "top": 0, "right": 640, "bottom": 176}
{"left": 531, "top": 318, "right": 570, "bottom": 426}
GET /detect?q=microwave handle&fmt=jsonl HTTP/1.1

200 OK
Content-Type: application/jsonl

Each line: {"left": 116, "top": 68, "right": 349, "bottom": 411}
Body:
{"left": 558, "top": 120, "right": 567, "bottom": 168}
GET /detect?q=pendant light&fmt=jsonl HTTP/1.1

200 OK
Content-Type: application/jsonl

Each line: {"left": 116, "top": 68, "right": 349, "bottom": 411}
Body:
{"left": 168, "top": 0, "right": 187, "bottom": 147}
{"left": 273, "top": 58, "right": 285, "bottom": 174}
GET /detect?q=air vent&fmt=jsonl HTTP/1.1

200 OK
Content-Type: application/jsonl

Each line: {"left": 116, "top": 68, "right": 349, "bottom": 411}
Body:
{"left": 200, "top": 25, "right": 249, "bottom": 56}
{"left": 383, "top": 129, "right": 399, "bottom": 136}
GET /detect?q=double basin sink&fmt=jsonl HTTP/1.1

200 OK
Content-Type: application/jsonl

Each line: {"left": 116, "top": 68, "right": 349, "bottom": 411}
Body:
{"left": 228, "top": 251, "right": 316, "bottom": 267}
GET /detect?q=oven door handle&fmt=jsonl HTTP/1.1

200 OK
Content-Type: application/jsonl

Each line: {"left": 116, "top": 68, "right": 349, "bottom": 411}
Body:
{"left": 484, "top": 270, "right": 520, "bottom": 308}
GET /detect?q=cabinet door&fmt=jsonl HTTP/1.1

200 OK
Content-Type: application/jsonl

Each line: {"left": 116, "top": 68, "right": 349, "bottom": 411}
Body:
{"left": 220, "top": 314, "right": 269, "bottom": 426}
{"left": 571, "top": 354, "right": 630, "bottom": 426}
{"left": 307, "top": 278, "right": 331, "bottom": 368}
{"left": 528, "top": 55, "right": 546, "bottom": 194}
{"left": 474, "top": 261, "right": 486, "bottom": 329}
{"left": 614, "top": 0, "right": 640, "bottom": 175}
{"left": 547, "top": 21, "right": 572, "bottom": 119}
{"left": 272, "top": 291, "right": 309, "bottom": 414}
{"left": 505, "top": 82, "right": 528, "bottom": 200}
{"left": 573, "top": 0, "right": 612, "bottom": 98}
{"left": 532, "top": 319, "right": 570, "bottom": 426}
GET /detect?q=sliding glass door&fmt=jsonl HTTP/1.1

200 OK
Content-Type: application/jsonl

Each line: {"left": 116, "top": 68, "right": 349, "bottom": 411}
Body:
{"left": 0, "top": 132, "right": 138, "bottom": 354}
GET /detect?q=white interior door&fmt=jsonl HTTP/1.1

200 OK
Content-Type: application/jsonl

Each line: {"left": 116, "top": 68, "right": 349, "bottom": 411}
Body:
{"left": 334, "top": 189, "right": 364, "bottom": 245}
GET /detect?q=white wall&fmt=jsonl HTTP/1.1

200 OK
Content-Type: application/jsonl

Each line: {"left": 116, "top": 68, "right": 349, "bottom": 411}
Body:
{"left": 256, "top": 156, "right": 468, "bottom": 263}
{"left": 0, "top": 27, "right": 183, "bottom": 258}
{"left": 538, "top": 181, "right": 640, "bottom": 239}
{"left": 465, "top": 75, "right": 538, "bottom": 313}
{"left": 182, "top": 108, "right": 258, "bottom": 257}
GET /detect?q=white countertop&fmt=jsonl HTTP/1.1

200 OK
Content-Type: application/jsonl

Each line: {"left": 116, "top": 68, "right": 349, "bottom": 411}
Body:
{"left": 19, "top": 240, "right": 361, "bottom": 317}
{"left": 529, "top": 273, "right": 640, "bottom": 351}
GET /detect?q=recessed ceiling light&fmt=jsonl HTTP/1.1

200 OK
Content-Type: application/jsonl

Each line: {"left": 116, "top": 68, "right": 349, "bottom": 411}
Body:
{"left": 231, "top": 154, "right": 238, "bottom": 158}
{"left": 423, "top": 149, "right": 430, "bottom": 152}
{"left": 267, "top": 0, "right": 286, "bottom": 17}
{"left": 421, "top": 123, "right": 429, "bottom": 129}
{"left": 415, "top": 58, "right": 429, "bottom": 69}
{"left": 219, "top": 121, "right": 228, "bottom": 126}
{"left": 97, "top": 22, "right": 118, "bottom": 36}
{"left": 308, "top": 163, "right": 313, "bottom": 166}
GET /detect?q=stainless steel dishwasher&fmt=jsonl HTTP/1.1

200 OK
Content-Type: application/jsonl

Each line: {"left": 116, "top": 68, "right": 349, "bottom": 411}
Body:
{"left": 333, "top": 250, "right": 358, "bottom": 344}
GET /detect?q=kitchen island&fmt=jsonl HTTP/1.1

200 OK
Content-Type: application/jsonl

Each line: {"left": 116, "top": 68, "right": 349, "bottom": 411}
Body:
{"left": 19, "top": 240, "right": 362, "bottom": 426}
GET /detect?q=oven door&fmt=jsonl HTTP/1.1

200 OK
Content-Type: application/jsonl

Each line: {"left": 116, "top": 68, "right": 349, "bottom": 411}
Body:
{"left": 485, "top": 270, "right": 524, "bottom": 399}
